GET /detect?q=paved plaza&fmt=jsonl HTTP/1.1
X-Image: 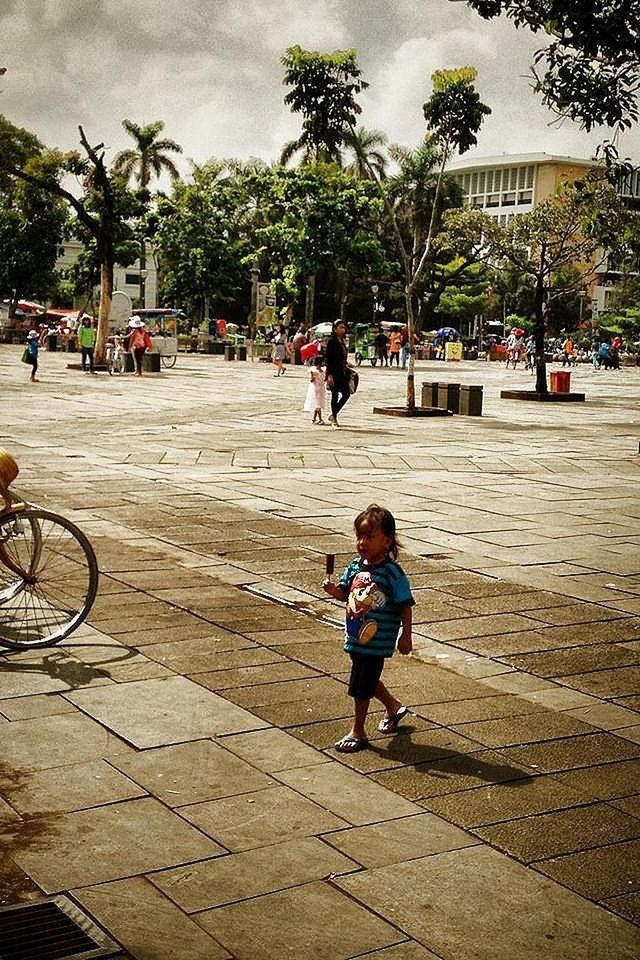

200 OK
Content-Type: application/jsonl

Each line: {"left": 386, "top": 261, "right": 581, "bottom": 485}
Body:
{"left": 1, "top": 343, "right": 640, "bottom": 959}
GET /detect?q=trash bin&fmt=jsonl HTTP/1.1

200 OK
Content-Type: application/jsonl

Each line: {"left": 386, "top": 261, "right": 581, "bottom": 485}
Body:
{"left": 421, "top": 382, "right": 439, "bottom": 407}
{"left": 143, "top": 353, "right": 160, "bottom": 373}
{"left": 550, "top": 370, "right": 571, "bottom": 393}
{"left": 459, "top": 384, "right": 483, "bottom": 416}
{"left": 237, "top": 346, "right": 247, "bottom": 361}
{"left": 46, "top": 333, "right": 58, "bottom": 352}
{"left": 224, "top": 345, "right": 236, "bottom": 361}
{"left": 437, "top": 382, "right": 461, "bottom": 413}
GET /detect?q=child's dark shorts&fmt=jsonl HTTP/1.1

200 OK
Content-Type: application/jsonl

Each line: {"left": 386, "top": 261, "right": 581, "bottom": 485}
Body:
{"left": 348, "top": 652, "right": 385, "bottom": 699}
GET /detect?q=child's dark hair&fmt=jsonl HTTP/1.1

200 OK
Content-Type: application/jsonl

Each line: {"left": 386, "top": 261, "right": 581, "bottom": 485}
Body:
{"left": 313, "top": 355, "right": 323, "bottom": 367}
{"left": 354, "top": 504, "right": 400, "bottom": 559}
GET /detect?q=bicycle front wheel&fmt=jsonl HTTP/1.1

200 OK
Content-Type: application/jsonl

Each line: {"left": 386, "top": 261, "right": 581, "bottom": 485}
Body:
{"left": 0, "top": 508, "right": 99, "bottom": 649}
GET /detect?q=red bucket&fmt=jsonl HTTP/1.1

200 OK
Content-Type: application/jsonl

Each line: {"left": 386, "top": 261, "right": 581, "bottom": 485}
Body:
{"left": 300, "top": 341, "right": 319, "bottom": 362}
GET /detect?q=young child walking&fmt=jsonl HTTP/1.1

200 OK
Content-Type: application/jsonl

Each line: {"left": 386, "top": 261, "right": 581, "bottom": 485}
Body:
{"left": 304, "top": 356, "right": 327, "bottom": 425}
{"left": 323, "top": 504, "right": 414, "bottom": 753}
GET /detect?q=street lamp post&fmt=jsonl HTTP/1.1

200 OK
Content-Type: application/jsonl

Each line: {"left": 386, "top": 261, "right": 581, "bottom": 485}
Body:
{"left": 139, "top": 269, "right": 147, "bottom": 310}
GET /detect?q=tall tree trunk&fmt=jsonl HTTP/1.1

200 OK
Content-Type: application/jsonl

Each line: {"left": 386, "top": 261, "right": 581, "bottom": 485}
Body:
{"left": 405, "top": 286, "right": 417, "bottom": 410}
{"left": 305, "top": 273, "right": 316, "bottom": 326}
{"left": 95, "top": 259, "right": 114, "bottom": 365}
{"left": 534, "top": 269, "right": 548, "bottom": 395}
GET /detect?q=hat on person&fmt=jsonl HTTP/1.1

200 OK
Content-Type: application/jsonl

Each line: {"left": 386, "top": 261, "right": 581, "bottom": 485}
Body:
{"left": 27, "top": 329, "right": 39, "bottom": 339}
{"left": 128, "top": 317, "right": 143, "bottom": 328}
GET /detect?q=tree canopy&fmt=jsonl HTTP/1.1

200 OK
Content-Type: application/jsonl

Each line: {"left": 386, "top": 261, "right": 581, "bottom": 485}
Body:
{"left": 461, "top": 0, "right": 640, "bottom": 132}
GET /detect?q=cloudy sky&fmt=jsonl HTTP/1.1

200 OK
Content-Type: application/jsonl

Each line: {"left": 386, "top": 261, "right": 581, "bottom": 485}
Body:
{"left": 3, "top": 0, "right": 638, "bottom": 176}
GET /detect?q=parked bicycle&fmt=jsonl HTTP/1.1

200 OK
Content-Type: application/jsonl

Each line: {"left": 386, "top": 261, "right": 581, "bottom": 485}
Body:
{"left": 106, "top": 334, "right": 126, "bottom": 375}
{"left": 0, "top": 449, "right": 99, "bottom": 650}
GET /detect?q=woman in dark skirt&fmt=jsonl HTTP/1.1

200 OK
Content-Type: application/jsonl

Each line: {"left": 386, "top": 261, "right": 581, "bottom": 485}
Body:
{"left": 324, "top": 320, "right": 351, "bottom": 428}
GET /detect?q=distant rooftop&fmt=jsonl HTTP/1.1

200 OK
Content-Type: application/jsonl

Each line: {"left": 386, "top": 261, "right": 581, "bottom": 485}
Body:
{"left": 446, "top": 152, "right": 597, "bottom": 171}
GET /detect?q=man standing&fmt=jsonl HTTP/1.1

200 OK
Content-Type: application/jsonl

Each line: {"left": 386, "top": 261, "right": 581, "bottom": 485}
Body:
{"left": 78, "top": 316, "right": 97, "bottom": 373}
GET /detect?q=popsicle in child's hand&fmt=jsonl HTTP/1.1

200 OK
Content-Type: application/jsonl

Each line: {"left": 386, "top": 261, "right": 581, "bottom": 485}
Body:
{"left": 325, "top": 553, "right": 335, "bottom": 577}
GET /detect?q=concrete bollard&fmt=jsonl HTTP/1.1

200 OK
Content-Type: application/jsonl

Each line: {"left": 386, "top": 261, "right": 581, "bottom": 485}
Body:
{"left": 421, "top": 382, "right": 440, "bottom": 407}
{"left": 437, "top": 382, "right": 460, "bottom": 414}
{"left": 459, "top": 384, "right": 483, "bottom": 416}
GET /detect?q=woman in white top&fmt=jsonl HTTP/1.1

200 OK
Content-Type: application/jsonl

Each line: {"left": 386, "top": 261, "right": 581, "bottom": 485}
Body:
{"left": 271, "top": 324, "right": 289, "bottom": 376}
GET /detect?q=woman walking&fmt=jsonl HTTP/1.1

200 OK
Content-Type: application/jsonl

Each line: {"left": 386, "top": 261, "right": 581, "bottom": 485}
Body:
{"left": 24, "top": 329, "right": 40, "bottom": 382}
{"left": 325, "top": 320, "right": 352, "bottom": 428}
{"left": 271, "top": 324, "right": 290, "bottom": 376}
{"left": 127, "top": 318, "right": 153, "bottom": 376}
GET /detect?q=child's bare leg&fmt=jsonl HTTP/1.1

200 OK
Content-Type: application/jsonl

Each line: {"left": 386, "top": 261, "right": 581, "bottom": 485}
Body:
{"left": 375, "top": 680, "right": 403, "bottom": 718}
{"left": 350, "top": 697, "right": 370, "bottom": 740}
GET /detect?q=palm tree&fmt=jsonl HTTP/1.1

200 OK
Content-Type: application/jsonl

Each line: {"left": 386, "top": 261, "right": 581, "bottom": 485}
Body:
{"left": 112, "top": 119, "right": 182, "bottom": 189}
{"left": 343, "top": 126, "right": 388, "bottom": 180}
{"left": 112, "top": 120, "right": 183, "bottom": 306}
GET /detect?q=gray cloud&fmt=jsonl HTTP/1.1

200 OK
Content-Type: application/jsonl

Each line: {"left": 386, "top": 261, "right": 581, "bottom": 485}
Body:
{"left": 2, "top": 0, "right": 637, "bottom": 174}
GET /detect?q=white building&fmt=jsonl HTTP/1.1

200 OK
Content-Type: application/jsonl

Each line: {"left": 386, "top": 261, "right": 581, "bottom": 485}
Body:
{"left": 56, "top": 240, "right": 158, "bottom": 309}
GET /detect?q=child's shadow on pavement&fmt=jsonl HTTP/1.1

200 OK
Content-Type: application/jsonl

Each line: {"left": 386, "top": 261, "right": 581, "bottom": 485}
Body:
{"left": 362, "top": 723, "right": 534, "bottom": 795}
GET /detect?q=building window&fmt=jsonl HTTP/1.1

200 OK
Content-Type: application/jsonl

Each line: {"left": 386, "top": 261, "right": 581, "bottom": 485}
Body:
{"left": 125, "top": 273, "right": 139, "bottom": 285}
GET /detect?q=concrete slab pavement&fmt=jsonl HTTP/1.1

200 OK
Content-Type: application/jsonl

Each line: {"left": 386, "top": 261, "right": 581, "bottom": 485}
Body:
{"left": 1, "top": 345, "right": 639, "bottom": 958}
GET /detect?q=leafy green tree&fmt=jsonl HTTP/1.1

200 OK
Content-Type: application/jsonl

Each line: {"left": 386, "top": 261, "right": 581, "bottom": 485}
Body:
{"left": 0, "top": 179, "right": 67, "bottom": 314}
{"left": 280, "top": 46, "right": 367, "bottom": 165}
{"left": 0, "top": 119, "right": 139, "bottom": 361}
{"left": 112, "top": 120, "right": 183, "bottom": 306}
{"left": 481, "top": 176, "right": 628, "bottom": 392}
{"left": 361, "top": 67, "right": 491, "bottom": 409}
{"left": 254, "top": 164, "right": 392, "bottom": 325}
{"left": 152, "top": 167, "right": 252, "bottom": 321}
{"left": 460, "top": 1, "right": 640, "bottom": 133}
{"left": 343, "top": 127, "right": 388, "bottom": 180}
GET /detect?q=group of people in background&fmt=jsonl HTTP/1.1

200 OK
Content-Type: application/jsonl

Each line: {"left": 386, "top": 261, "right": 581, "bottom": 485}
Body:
{"left": 19, "top": 315, "right": 155, "bottom": 381}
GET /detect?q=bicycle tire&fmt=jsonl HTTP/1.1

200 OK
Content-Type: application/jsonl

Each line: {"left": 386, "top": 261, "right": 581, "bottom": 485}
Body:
{"left": 0, "top": 507, "right": 99, "bottom": 649}
{"left": 161, "top": 354, "right": 177, "bottom": 369}
{"left": 0, "top": 512, "right": 42, "bottom": 605}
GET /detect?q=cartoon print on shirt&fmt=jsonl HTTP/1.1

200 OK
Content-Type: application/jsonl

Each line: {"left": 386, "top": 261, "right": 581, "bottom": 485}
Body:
{"left": 346, "top": 571, "right": 387, "bottom": 645}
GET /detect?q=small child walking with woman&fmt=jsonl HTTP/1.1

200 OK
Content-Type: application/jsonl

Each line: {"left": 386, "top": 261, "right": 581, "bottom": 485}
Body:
{"left": 304, "top": 356, "right": 327, "bottom": 425}
{"left": 323, "top": 504, "right": 414, "bottom": 753}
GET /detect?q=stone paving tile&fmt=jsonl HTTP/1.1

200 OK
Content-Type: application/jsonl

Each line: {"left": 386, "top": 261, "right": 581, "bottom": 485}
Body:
{"left": 474, "top": 802, "right": 640, "bottom": 863}
{"left": 222, "top": 677, "right": 351, "bottom": 727}
{"left": 371, "top": 748, "right": 533, "bottom": 802}
{"left": 73, "top": 876, "right": 232, "bottom": 960}
{"left": 453, "top": 589, "right": 574, "bottom": 616}
{"left": 66, "top": 676, "right": 268, "bottom": 748}
{"left": 0, "top": 712, "right": 127, "bottom": 773}
{"left": 140, "top": 634, "right": 258, "bottom": 673}
{"left": 551, "top": 759, "right": 640, "bottom": 801}
{"left": 9, "top": 797, "right": 225, "bottom": 894}
{"left": 603, "top": 892, "right": 640, "bottom": 926}
{"left": 195, "top": 881, "right": 404, "bottom": 960}
{"left": 110, "top": 739, "right": 273, "bottom": 806}
{"left": 421, "top": 775, "right": 591, "bottom": 828}
{"left": 414, "top": 694, "right": 547, "bottom": 726}
{"left": 275, "top": 761, "right": 422, "bottom": 825}
{"left": 499, "top": 732, "right": 640, "bottom": 773}
{"left": 611, "top": 796, "right": 640, "bottom": 819}
{"left": 561, "top": 666, "right": 640, "bottom": 699}
{"left": 418, "top": 613, "right": 540, "bottom": 642}
{"left": 523, "top": 603, "right": 626, "bottom": 626}
{"left": 449, "top": 712, "right": 597, "bottom": 749}
{"left": 151, "top": 836, "right": 359, "bottom": 911}
{"left": 503, "top": 643, "right": 640, "bottom": 678}
{"left": 0, "top": 693, "right": 77, "bottom": 720}
{"left": 336, "top": 845, "right": 640, "bottom": 960}
{"left": 2, "top": 759, "right": 146, "bottom": 815}
{"left": 194, "top": 660, "right": 319, "bottom": 691}
{"left": 179, "top": 784, "right": 348, "bottom": 851}
{"left": 221, "top": 727, "right": 328, "bottom": 773}
{"left": 564, "top": 702, "right": 640, "bottom": 730}
{"left": 533, "top": 839, "right": 640, "bottom": 901}
{"left": 355, "top": 944, "right": 442, "bottom": 960}
{"left": 322, "top": 812, "right": 477, "bottom": 868}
